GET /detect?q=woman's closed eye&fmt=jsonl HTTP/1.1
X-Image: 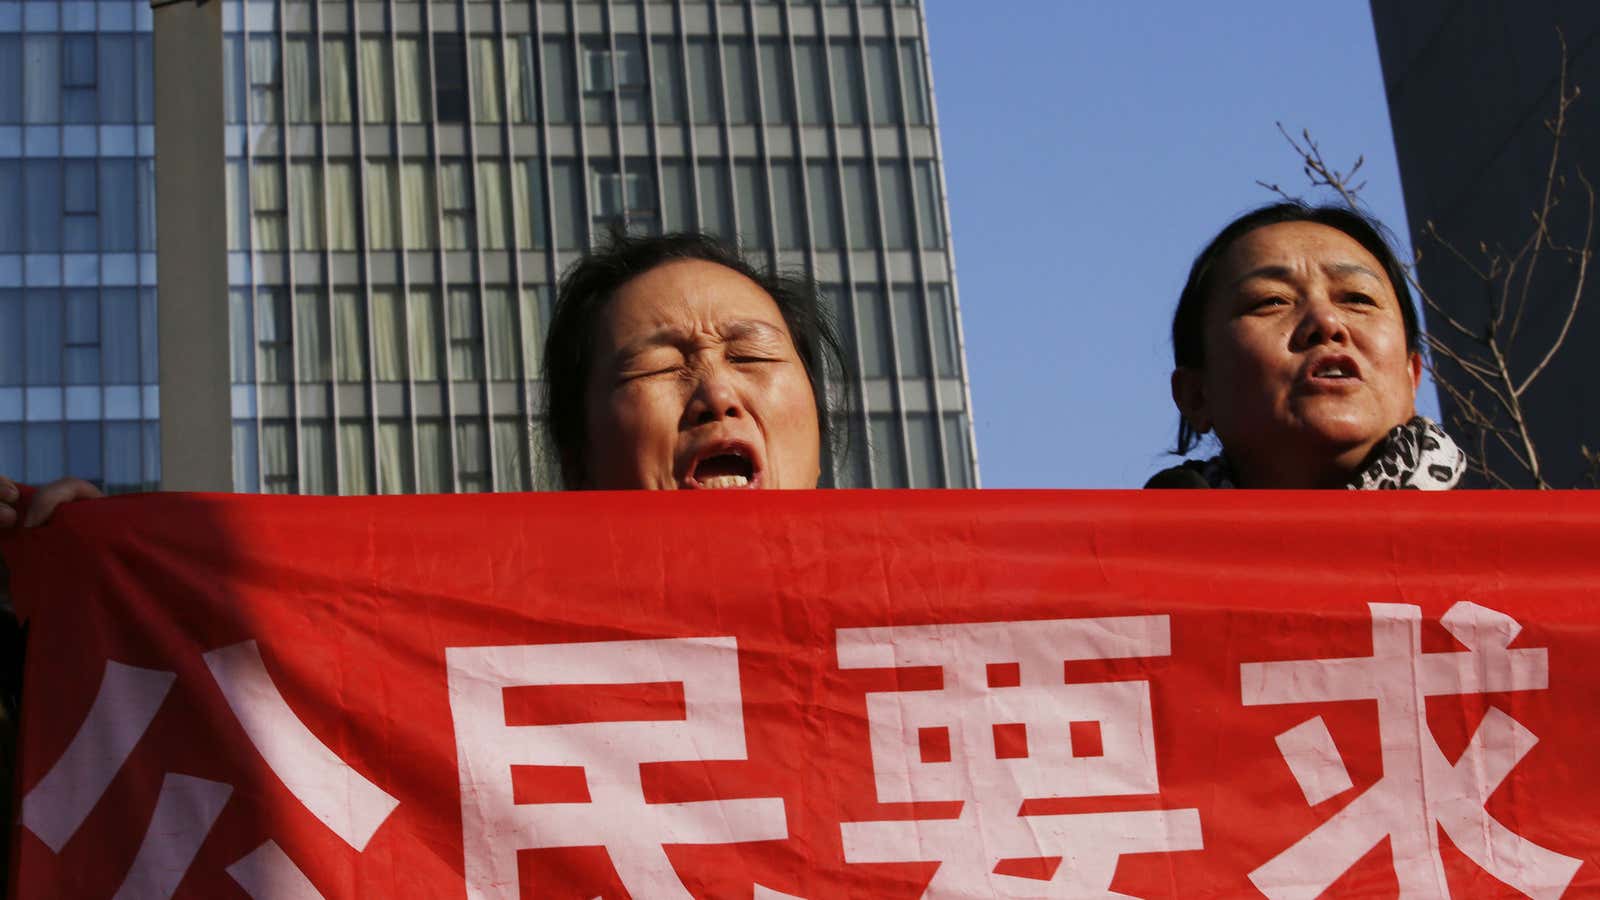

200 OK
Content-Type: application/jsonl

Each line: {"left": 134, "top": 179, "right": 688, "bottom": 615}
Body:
{"left": 1342, "top": 291, "right": 1380, "bottom": 307}
{"left": 1245, "top": 295, "right": 1292, "bottom": 314}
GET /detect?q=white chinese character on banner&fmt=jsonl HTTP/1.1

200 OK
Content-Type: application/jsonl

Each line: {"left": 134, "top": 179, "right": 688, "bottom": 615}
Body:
{"left": 447, "top": 636, "right": 790, "bottom": 900}
{"left": 20, "top": 640, "right": 397, "bottom": 899}
{"left": 1240, "top": 601, "right": 1581, "bottom": 900}
{"left": 835, "top": 617, "right": 1203, "bottom": 899}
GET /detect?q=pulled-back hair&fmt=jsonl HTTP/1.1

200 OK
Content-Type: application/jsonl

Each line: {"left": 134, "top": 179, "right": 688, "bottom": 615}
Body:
{"left": 1170, "top": 202, "right": 1420, "bottom": 455}
{"left": 542, "top": 231, "right": 850, "bottom": 487}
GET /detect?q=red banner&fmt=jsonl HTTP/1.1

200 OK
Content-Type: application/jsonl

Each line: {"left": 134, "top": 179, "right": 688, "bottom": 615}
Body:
{"left": 4, "top": 490, "right": 1599, "bottom": 898}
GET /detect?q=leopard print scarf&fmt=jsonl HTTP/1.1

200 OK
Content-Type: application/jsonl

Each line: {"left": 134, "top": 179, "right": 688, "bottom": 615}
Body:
{"left": 1183, "top": 417, "right": 1465, "bottom": 490}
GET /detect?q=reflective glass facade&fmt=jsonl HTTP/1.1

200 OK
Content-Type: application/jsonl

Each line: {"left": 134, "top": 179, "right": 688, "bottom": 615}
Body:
{"left": 0, "top": 1, "right": 161, "bottom": 493}
{"left": 5, "top": 0, "right": 976, "bottom": 493}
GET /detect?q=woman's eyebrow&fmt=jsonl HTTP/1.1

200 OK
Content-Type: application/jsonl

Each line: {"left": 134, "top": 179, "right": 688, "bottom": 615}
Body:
{"left": 1323, "top": 261, "right": 1383, "bottom": 281}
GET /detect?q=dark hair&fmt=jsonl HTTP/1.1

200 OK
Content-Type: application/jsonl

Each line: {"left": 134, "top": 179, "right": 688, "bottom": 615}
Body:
{"left": 1170, "top": 201, "right": 1421, "bottom": 454}
{"left": 541, "top": 230, "right": 851, "bottom": 488}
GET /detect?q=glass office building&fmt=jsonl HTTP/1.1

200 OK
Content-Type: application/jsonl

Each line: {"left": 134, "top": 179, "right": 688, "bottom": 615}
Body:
{"left": 3, "top": 0, "right": 977, "bottom": 493}
{"left": 0, "top": 1, "right": 161, "bottom": 493}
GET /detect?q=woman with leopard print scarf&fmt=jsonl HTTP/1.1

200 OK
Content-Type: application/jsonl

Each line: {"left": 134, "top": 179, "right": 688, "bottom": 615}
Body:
{"left": 1146, "top": 202, "right": 1464, "bottom": 491}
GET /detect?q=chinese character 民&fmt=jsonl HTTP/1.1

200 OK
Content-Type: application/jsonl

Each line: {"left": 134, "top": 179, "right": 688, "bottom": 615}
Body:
{"left": 447, "top": 636, "right": 789, "bottom": 900}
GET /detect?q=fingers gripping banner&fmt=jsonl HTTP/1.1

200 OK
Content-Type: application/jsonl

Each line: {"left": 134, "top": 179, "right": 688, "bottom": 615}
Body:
{"left": 2, "top": 490, "right": 1598, "bottom": 898}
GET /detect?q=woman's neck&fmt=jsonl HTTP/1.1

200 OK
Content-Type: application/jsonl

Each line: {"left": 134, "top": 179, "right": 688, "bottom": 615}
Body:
{"left": 1229, "top": 437, "right": 1388, "bottom": 490}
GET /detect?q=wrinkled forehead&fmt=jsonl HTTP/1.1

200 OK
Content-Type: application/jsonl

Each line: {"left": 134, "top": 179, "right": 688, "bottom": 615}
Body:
{"left": 595, "top": 259, "right": 791, "bottom": 352}
{"left": 1216, "top": 221, "right": 1391, "bottom": 288}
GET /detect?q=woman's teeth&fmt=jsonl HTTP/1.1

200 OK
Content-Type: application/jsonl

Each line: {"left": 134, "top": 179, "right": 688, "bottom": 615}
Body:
{"left": 700, "top": 475, "right": 750, "bottom": 489}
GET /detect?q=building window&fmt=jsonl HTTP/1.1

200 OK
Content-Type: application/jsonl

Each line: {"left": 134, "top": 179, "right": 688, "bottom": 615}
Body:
{"left": 333, "top": 289, "right": 367, "bottom": 383}
{"left": 62, "top": 35, "right": 97, "bottom": 124}
{"left": 64, "top": 289, "right": 100, "bottom": 385}
{"left": 806, "top": 161, "right": 843, "bottom": 250}
{"left": 433, "top": 34, "right": 468, "bottom": 123}
{"left": 300, "top": 420, "right": 335, "bottom": 495}
{"left": 0, "top": 161, "right": 22, "bottom": 251}
{"left": 854, "top": 283, "right": 892, "bottom": 379}
{"left": 251, "top": 161, "right": 288, "bottom": 252}
{"left": 734, "top": 160, "right": 770, "bottom": 252}
{"left": 440, "top": 159, "right": 476, "bottom": 250}
{"left": 396, "top": 37, "right": 431, "bottom": 122}
{"left": 697, "top": 160, "right": 733, "bottom": 243}
{"left": 891, "top": 285, "right": 930, "bottom": 378}
{"left": 591, "top": 161, "right": 657, "bottom": 234}
{"left": 294, "top": 288, "right": 330, "bottom": 383}
{"left": 323, "top": 37, "right": 354, "bottom": 123}
{"left": 326, "top": 160, "right": 359, "bottom": 251}
{"left": 447, "top": 286, "right": 483, "bottom": 381}
{"left": 98, "top": 34, "right": 137, "bottom": 125}
{"left": 758, "top": 39, "right": 794, "bottom": 125}
{"left": 914, "top": 160, "right": 945, "bottom": 248}
{"left": 102, "top": 288, "right": 140, "bottom": 385}
{"left": 543, "top": 36, "right": 576, "bottom": 124}
{"left": 650, "top": 37, "right": 684, "bottom": 124}
{"left": 360, "top": 37, "right": 394, "bottom": 122}
{"left": 723, "top": 38, "right": 757, "bottom": 124}
{"left": 289, "top": 162, "right": 325, "bottom": 251}
{"left": 24, "top": 289, "right": 61, "bottom": 386}
{"left": 0, "top": 291, "right": 18, "bottom": 386}
{"left": 944, "top": 412, "right": 973, "bottom": 488}
{"left": 285, "top": 35, "right": 321, "bottom": 123}
{"left": 485, "top": 288, "right": 519, "bottom": 381}
{"left": 0, "top": 35, "right": 22, "bottom": 124}
{"left": 401, "top": 159, "right": 437, "bottom": 249}
{"left": 900, "top": 39, "right": 929, "bottom": 125}
{"left": 928, "top": 284, "right": 960, "bottom": 378}
{"left": 256, "top": 288, "right": 292, "bottom": 383}
{"left": 870, "top": 412, "right": 908, "bottom": 488}
{"left": 829, "top": 39, "right": 864, "bottom": 125}
{"left": 455, "top": 418, "right": 489, "bottom": 492}
{"left": 260, "top": 419, "right": 299, "bottom": 490}
{"left": 365, "top": 159, "right": 400, "bottom": 251}
{"left": 879, "top": 161, "right": 914, "bottom": 250}
{"left": 100, "top": 158, "right": 139, "bottom": 253}
{"left": 248, "top": 35, "right": 281, "bottom": 123}
{"left": 795, "top": 39, "right": 827, "bottom": 125}
{"left": 371, "top": 288, "right": 406, "bottom": 382}
{"left": 842, "top": 160, "right": 879, "bottom": 250}
{"left": 24, "top": 35, "right": 61, "bottom": 124}
{"left": 63, "top": 159, "right": 98, "bottom": 252}
{"left": 687, "top": 37, "right": 721, "bottom": 125}
{"left": 864, "top": 38, "right": 900, "bottom": 125}
{"left": 377, "top": 419, "right": 414, "bottom": 494}
{"left": 508, "top": 36, "right": 540, "bottom": 124}
{"left": 513, "top": 158, "right": 549, "bottom": 250}
{"left": 470, "top": 37, "right": 503, "bottom": 123}
{"left": 615, "top": 35, "right": 647, "bottom": 124}
{"left": 25, "top": 160, "right": 61, "bottom": 253}
{"left": 340, "top": 420, "right": 374, "bottom": 495}
{"left": 416, "top": 419, "right": 450, "bottom": 493}
{"left": 408, "top": 287, "right": 443, "bottom": 381}
{"left": 771, "top": 161, "right": 805, "bottom": 251}
{"left": 906, "top": 412, "right": 943, "bottom": 488}
{"left": 476, "top": 159, "right": 512, "bottom": 250}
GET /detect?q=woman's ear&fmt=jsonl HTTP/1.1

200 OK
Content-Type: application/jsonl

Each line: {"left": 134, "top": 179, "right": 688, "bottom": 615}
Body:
{"left": 1171, "top": 367, "right": 1211, "bottom": 435}
{"left": 1408, "top": 350, "right": 1424, "bottom": 393}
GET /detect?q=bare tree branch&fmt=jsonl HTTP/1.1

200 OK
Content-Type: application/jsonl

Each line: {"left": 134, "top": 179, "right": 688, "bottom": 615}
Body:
{"left": 1262, "top": 27, "right": 1590, "bottom": 487}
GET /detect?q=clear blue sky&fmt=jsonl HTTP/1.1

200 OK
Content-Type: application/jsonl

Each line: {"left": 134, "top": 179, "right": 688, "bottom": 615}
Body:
{"left": 924, "top": 1, "right": 1439, "bottom": 488}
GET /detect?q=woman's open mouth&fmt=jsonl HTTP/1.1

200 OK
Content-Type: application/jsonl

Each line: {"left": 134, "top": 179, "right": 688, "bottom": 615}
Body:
{"left": 684, "top": 445, "right": 761, "bottom": 489}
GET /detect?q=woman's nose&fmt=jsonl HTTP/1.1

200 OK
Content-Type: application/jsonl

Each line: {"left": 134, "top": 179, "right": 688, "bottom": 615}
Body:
{"left": 1292, "top": 297, "right": 1350, "bottom": 349}
{"left": 685, "top": 368, "right": 745, "bottom": 427}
